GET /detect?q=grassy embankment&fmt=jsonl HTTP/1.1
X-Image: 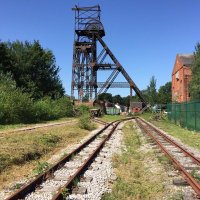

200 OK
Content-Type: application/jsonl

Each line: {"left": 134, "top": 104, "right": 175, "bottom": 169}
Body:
{"left": 0, "top": 120, "right": 91, "bottom": 190}
{"left": 103, "top": 122, "right": 169, "bottom": 200}
{"left": 141, "top": 112, "right": 200, "bottom": 150}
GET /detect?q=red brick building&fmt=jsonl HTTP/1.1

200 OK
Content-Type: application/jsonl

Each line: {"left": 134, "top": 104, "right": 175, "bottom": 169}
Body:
{"left": 172, "top": 54, "right": 194, "bottom": 102}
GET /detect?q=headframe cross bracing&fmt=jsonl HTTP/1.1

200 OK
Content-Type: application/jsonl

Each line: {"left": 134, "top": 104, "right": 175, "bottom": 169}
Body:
{"left": 71, "top": 5, "right": 147, "bottom": 106}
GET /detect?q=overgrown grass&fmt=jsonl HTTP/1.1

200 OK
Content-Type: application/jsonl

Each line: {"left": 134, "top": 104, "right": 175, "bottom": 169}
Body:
{"left": 101, "top": 115, "right": 126, "bottom": 122}
{"left": 78, "top": 112, "right": 96, "bottom": 130}
{"left": 102, "top": 122, "right": 166, "bottom": 200}
{"left": 141, "top": 112, "right": 200, "bottom": 150}
{"left": 0, "top": 122, "right": 91, "bottom": 189}
{"left": 76, "top": 105, "right": 96, "bottom": 131}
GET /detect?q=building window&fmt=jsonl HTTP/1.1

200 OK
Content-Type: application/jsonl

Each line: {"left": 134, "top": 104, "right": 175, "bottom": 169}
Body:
{"left": 175, "top": 71, "right": 179, "bottom": 80}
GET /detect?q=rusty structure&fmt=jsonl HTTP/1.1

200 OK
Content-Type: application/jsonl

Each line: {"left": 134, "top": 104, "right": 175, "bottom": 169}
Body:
{"left": 71, "top": 5, "right": 147, "bottom": 106}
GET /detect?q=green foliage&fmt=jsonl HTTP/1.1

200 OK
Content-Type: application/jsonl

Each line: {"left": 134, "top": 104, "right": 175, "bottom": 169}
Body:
{"left": 190, "top": 43, "right": 200, "bottom": 100}
{"left": 98, "top": 93, "right": 113, "bottom": 102}
{"left": 13, "top": 183, "right": 23, "bottom": 190}
{"left": 72, "top": 177, "right": 79, "bottom": 186}
{"left": 131, "top": 78, "right": 171, "bottom": 105}
{"left": 98, "top": 93, "right": 130, "bottom": 106}
{"left": 102, "top": 122, "right": 165, "bottom": 200}
{"left": 191, "top": 169, "right": 200, "bottom": 182}
{"left": 39, "top": 134, "right": 60, "bottom": 147}
{"left": 76, "top": 104, "right": 90, "bottom": 116}
{"left": 56, "top": 97, "right": 74, "bottom": 117}
{"left": 78, "top": 112, "right": 95, "bottom": 130}
{"left": 33, "top": 162, "right": 49, "bottom": 175}
{"left": 0, "top": 40, "right": 64, "bottom": 100}
{"left": 157, "top": 82, "right": 172, "bottom": 104}
{"left": 0, "top": 73, "right": 34, "bottom": 124}
{"left": 0, "top": 73, "right": 73, "bottom": 124}
{"left": 61, "top": 188, "right": 69, "bottom": 198}
{"left": 112, "top": 95, "right": 123, "bottom": 104}
{"left": 147, "top": 76, "right": 157, "bottom": 106}
{"left": 33, "top": 97, "right": 73, "bottom": 121}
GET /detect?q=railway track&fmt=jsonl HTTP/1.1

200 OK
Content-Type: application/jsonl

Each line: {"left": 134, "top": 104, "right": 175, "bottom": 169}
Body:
{"left": 0, "top": 120, "right": 77, "bottom": 134}
{"left": 2, "top": 118, "right": 105, "bottom": 135}
{"left": 136, "top": 117, "right": 200, "bottom": 198}
{"left": 92, "top": 118, "right": 108, "bottom": 126}
{"left": 5, "top": 117, "right": 132, "bottom": 200}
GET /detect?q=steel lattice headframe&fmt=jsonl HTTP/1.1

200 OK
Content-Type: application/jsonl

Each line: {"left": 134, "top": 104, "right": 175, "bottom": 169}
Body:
{"left": 71, "top": 5, "right": 147, "bottom": 106}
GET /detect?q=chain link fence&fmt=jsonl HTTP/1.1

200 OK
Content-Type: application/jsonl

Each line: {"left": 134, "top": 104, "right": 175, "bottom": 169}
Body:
{"left": 167, "top": 100, "right": 200, "bottom": 131}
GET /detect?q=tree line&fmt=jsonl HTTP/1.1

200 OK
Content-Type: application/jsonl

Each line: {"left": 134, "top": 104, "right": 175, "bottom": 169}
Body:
{"left": 0, "top": 40, "right": 73, "bottom": 124}
{"left": 98, "top": 42, "right": 200, "bottom": 106}
{"left": 190, "top": 43, "right": 200, "bottom": 100}
{"left": 98, "top": 78, "right": 172, "bottom": 107}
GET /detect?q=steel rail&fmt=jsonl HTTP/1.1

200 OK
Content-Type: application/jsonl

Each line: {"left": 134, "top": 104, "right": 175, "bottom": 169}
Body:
{"left": 136, "top": 118, "right": 200, "bottom": 197}
{"left": 0, "top": 120, "right": 77, "bottom": 134}
{"left": 139, "top": 118, "right": 200, "bottom": 166}
{"left": 92, "top": 118, "right": 108, "bottom": 125}
{"left": 5, "top": 121, "right": 113, "bottom": 200}
{"left": 6, "top": 117, "right": 133, "bottom": 200}
{"left": 52, "top": 121, "right": 121, "bottom": 200}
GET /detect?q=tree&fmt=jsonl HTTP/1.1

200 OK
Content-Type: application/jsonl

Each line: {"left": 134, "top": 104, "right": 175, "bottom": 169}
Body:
{"left": 0, "top": 42, "right": 12, "bottom": 70}
{"left": 190, "top": 43, "right": 200, "bottom": 100}
{"left": 157, "top": 82, "right": 172, "bottom": 104}
{"left": 98, "top": 93, "right": 113, "bottom": 102}
{"left": 147, "top": 76, "right": 157, "bottom": 105}
{"left": 112, "top": 95, "right": 123, "bottom": 104}
{"left": 122, "top": 96, "right": 131, "bottom": 107}
{"left": 0, "top": 40, "right": 64, "bottom": 99}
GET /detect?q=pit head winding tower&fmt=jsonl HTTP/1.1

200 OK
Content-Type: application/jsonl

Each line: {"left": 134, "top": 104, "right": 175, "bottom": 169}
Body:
{"left": 71, "top": 5, "right": 147, "bottom": 107}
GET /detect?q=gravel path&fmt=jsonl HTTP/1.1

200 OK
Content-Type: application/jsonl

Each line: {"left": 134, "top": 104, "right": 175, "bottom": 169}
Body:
{"left": 138, "top": 118, "right": 200, "bottom": 199}
{"left": 141, "top": 118, "right": 200, "bottom": 160}
{"left": 20, "top": 123, "right": 123, "bottom": 200}
{"left": 0, "top": 125, "right": 104, "bottom": 200}
{"left": 67, "top": 122, "right": 125, "bottom": 200}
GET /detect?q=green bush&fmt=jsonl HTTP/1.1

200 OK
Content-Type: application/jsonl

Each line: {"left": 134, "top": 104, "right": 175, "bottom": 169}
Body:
{"left": 78, "top": 112, "right": 95, "bottom": 130}
{"left": 0, "top": 89, "right": 34, "bottom": 124}
{"left": 33, "top": 97, "right": 74, "bottom": 122}
{"left": 33, "top": 98, "right": 55, "bottom": 121}
{"left": 0, "top": 73, "right": 74, "bottom": 124}
{"left": 52, "top": 97, "right": 74, "bottom": 118}
{"left": 75, "top": 105, "right": 90, "bottom": 116}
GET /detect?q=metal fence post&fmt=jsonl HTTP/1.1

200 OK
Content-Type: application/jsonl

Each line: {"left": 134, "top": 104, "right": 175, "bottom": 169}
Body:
{"left": 195, "top": 101, "right": 197, "bottom": 130}
{"left": 186, "top": 102, "right": 187, "bottom": 128}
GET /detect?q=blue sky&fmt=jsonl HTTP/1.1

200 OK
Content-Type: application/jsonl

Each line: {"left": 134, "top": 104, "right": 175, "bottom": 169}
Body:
{"left": 1, "top": 0, "right": 200, "bottom": 97}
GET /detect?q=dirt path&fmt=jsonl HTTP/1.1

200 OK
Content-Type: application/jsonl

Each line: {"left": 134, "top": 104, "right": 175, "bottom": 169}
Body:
{"left": 0, "top": 119, "right": 77, "bottom": 134}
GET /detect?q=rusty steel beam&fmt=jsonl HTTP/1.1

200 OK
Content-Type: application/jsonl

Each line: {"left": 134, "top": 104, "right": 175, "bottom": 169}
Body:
{"left": 71, "top": 5, "right": 147, "bottom": 106}
{"left": 97, "top": 82, "right": 130, "bottom": 88}
{"left": 95, "top": 34, "right": 147, "bottom": 105}
{"left": 97, "top": 69, "right": 119, "bottom": 95}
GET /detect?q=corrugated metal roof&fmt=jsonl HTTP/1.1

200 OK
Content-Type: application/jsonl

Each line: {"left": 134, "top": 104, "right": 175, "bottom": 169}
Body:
{"left": 130, "top": 102, "right": 143, "bottom": 108}
{"left": 178, "top": 54, "right": 194, "bottom": 66}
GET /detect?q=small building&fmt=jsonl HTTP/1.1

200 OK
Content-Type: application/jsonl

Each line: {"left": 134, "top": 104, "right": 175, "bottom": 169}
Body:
{"left": 104, "top": 101, "right": 120, "bottom": 115}
{"left": 172, "top": 54, "right": 194, "bottom": 102}
{"left": 130, "top": 102, "right": 143, "bottom": 113}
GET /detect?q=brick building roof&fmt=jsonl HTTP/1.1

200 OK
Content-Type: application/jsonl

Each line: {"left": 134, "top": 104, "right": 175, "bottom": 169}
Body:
{"left": 172, "top": 54, "right": 194, "bottom": 75}
{"left": 178, "top": 54, "right": 194, "bottom": 66}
